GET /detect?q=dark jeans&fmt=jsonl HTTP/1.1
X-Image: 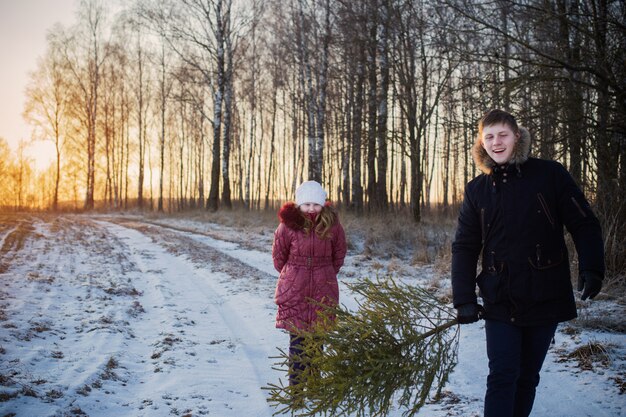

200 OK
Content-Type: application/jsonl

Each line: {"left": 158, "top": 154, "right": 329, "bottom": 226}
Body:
{"left": 484, "top": 320, "right": 557, "bottom": 417}
{"left": 288, "top": 333, "right": 323, "bottom": 386}
{"left": 289, "top": 333, "right": 306, "bottom": 386}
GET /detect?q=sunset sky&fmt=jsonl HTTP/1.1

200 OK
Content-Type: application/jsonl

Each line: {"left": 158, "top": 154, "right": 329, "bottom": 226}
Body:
{"left": 0, "top": 0, "right": 77, "bottom": 169}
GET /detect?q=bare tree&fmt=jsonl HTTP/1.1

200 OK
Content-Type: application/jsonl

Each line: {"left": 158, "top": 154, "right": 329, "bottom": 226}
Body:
{"left": 443, "top": 0, "right": 625, "bottom": 275}
{"left": 57, "top": 0, "right": 110, "bottom": 210}
{"left": 156, "top": 41, "right": 174, "bottom": 211}
{"left": 130, "top": 23, "right": 152, "bottom": 209}
{"left": 23, "top": 29, "right": 69, "bottom": 211}
{"left": 294, "top": 0, "right": 332, "bottom": 183}
{"left": 0, "top": 139, "right": 17, "bottom": 208}
{"left": 375, "top": 0, "right": 391, "bottom": 210}
{"left": 138, "top": 0, "right": 236, "bottom": 211}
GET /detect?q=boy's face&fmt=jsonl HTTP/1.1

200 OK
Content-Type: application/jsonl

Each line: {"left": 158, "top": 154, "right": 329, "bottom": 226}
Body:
{"left": 481, "top": 123, "right": 519, "bottom": 165}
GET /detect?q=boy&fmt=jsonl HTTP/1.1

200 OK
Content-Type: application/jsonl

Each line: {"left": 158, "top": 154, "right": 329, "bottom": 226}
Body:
{"left": 451, "top": 109, "right": 604, "bottom": 417}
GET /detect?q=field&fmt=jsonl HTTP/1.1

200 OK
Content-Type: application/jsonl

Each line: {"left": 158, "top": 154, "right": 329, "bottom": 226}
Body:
{"left": 0, "top": 212, "right": 623, "bottom": 416}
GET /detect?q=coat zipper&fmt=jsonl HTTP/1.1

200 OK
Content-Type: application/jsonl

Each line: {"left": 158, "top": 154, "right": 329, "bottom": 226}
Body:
{"left": 480, "top": 208, "right": 486, "bottom": 246}
{"left": 309, "top": 230, "right": 314, "bottom": 324}
{"left": 488, "top": 250, "right": 496, "bottom": 273}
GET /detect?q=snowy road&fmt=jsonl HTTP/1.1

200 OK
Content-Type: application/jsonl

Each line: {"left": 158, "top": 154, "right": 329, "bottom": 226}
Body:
{"left": 0, "top": 214, "right": 623, "bottom": 417}
{"left": 0, "top": 215, "right": 281, "bottom": 416}
{"left": 98, "top": 220, "right": 278, "bottom": 416}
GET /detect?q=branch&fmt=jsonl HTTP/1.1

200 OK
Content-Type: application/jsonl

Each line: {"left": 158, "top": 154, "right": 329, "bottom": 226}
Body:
{"left": 264, "top": 275, "right": 459, "bottom": 417}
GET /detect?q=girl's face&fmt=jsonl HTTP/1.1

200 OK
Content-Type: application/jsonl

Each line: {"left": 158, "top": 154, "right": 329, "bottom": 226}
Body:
{"left": 299, "top": 203, "right": 323, "bottom": 214}
{"left": 481, "top": 123, "right": 519, "bottom": 165}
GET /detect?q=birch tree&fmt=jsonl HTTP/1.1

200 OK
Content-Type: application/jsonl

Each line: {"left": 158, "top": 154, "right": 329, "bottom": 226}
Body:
{"left": 58, "top": 0, "right": 109, "bottom": 210}
{"left": 138, "top": 0, "right": 235, "bottom": 211}
{"left": 295, "top": 0, "right": 332, "bottom": 183}
{"left": 375, "top": 0, "right": 391, "bottom": 210}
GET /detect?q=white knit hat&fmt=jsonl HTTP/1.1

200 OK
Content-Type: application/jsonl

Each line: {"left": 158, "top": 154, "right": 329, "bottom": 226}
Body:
{"left": 295, "top": 180, "right": 327, "bottom": 206}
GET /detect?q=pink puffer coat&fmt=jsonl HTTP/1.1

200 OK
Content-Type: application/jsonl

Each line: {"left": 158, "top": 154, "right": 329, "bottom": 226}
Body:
{"left": 272, "top": 202, "right": 347, "bottom": 332}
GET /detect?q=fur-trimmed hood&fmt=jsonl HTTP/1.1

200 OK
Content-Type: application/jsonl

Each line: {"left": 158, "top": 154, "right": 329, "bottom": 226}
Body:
{"left": 278, "top": 201, "right": 336, "bottom": 231}
{"left": 472, "top": 127, "right": 531, "bottom": 175}
{"left": 278, "top": 202, "right": 306, "bottom": 230}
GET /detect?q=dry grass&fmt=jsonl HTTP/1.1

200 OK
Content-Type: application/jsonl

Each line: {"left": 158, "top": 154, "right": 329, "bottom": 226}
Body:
{"left": 574, "top": 298, "right": 626, "bottom": 333}
{"left": 573, "top": 314, "right": 626, "bottom": 333}
{"left": 603, "top": 273, "right": 626, "bottom": 300}
{"left": 557, "top": 340, "right": 614, "bottom": 371}
{"left": 147, "top": 207, "right": 458, "bottom": 302}
{"left": 0, "top": 219, "right": 36, "bottom": 274}
{"left": 612, "top": 375, "right": 626, "bottom": 394}
{"left": 127, "top": 301, "right": 146, "bottom": 317}
{"left": 338, "top": 208, "right": 456, "bottom": 261}
{"left": 0, "top": 373, "right": 42, "bottom": 403}
{"left": 46, "top": 389, "right": 64, "bottom": 399}
{"left": 161, "top": 206, "right": 623, "bottom": 332}
{"left": 145, "top": 206, "right": 278, "bottom": 231}
{"left": 144, "top": 205, "right": 457, "bottom": 262}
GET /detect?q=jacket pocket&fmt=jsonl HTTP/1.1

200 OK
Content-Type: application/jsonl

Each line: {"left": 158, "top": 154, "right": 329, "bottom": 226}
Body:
{"left": 477, "top": 251, "right": 506, "bottom": 304}
{"left": 274, "top": 267, "right": 305, "bottom": 306}
{"left": 536, "top": 193, "right": 556, "bottom": 229}
{"left": 570, "top": 196, "right": 588, "bottom": 218}
{"left": 476, "top": 270, "right": 505, "bottom": 304}
{"left": 527, "top": 246, "right": 571, "bottom": 303}
{"left": 274, "top": 277, "right": 292, "bottom": 306}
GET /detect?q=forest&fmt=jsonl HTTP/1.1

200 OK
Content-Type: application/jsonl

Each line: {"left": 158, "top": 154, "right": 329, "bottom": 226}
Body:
{"left": 1, "top": 0, "right": 624, "bottom": 279}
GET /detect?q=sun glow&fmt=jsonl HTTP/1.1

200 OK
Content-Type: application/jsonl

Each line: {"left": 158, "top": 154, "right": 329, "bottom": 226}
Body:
{"left": 25, "top": 140, "right": 57, "bottom": 171}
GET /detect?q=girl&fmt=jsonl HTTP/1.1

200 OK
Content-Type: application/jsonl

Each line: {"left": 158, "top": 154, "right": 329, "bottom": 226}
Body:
{"left": 272, "top": 180, "right": 347, "bottom": 386}
{"left": 451, "top": 109, "right": 604, "bottom": 417}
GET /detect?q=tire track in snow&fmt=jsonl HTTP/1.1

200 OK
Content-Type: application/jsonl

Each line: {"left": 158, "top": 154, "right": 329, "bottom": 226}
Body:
{"left": 98, "top": 220, "right": 278, "bottom": 416}
{"left": 105, "top": 217, "right": 277, "bottom": 278}
{"left": 0, "top": 216, "right": 141, "bottom": 416}
{"left": 121, "top": 219, "right": 282, "bottom": 398}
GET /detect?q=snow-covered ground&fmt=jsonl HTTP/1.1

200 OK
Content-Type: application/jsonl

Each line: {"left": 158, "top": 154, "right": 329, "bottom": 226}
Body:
{"left": 0, "top": 213, "right": 623, "bottom": 417}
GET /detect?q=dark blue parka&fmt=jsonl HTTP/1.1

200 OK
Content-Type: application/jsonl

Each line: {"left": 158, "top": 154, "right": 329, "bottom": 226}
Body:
{"left": 451, "top": 128, "right": 604, "bottom": 326}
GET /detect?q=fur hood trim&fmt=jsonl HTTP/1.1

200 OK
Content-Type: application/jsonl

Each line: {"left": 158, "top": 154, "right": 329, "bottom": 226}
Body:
{"left": 472, "top": 127, "right": 531, "bottom": 175}
{"left": 279, "top": 202, "right": 306, "bottom": 230}
{"left": 278, "top": 201, "right": 335, "bottom": 231}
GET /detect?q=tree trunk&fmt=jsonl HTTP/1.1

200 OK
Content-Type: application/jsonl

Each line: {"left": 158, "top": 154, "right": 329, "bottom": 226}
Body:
{"left": 376, "top": 0, "right": 389, "bottom": 211}
{"left": 557, "top": 0, "right": 584, "bottom": 186}
{"left": 409, "top": 115, "right": 421, "bottom": 222}
{"left": 341, "top": 73, "right": 352, "bottom": 206}
{"left": 265, "top": 85, "right": 278, "bottom": 210}
{"left": 136, "top": 36, "right": 146, "bottom": 210}
{"left": 296, "top": 0, "right": 320, "bottom": 182}
{"left": 221, "top": 34, "right": 234, "bottom": 209}
{"left": 158, "top": 43, "right": 168, "bottom": 212}
{"left": 366, "top": 3, "right": 377, "bottom": 211}
{"left": 314, "top": 0, "right": 331, "bottom": 184}
{"left": 207, "top": 0, "right": 227, "bottom": 211}
{"left": 351, "top": 49, "right": 365, "bottom": 214}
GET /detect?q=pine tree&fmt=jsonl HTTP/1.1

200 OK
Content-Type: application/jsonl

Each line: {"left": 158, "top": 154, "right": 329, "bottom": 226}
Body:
{"left": 265, "top": 276, "right": 459, "bottom": 417}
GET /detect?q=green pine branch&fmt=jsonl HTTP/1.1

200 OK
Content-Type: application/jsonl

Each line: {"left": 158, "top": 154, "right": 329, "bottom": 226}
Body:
{"left": 264, "top": 275, "right": 460, "bottom": 417}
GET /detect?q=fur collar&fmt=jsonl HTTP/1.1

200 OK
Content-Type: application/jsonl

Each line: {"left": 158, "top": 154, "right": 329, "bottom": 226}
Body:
{"left": 279, "top": 202, "right": 306, "bottom": 230}
{"left": 472, "top": 127, "right": 531, "bottom": 175}
{"left": 278, "top": 201, "right": 336, "bottom": 231}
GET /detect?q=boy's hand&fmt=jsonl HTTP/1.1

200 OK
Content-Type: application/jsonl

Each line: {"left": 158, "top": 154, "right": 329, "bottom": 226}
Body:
{"left": 456, "top": 303, "right": 484, "bottom": 324}
{"left": 577, "top": 271, "right": 603, "bottom": 300}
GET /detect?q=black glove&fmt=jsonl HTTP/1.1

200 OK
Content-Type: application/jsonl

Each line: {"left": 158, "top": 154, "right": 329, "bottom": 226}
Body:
{"left": 456, "top": 303, "right": 484, "bottom": 324}
{"left": 577, "top": 271, "right": 603, "bottom": 300}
